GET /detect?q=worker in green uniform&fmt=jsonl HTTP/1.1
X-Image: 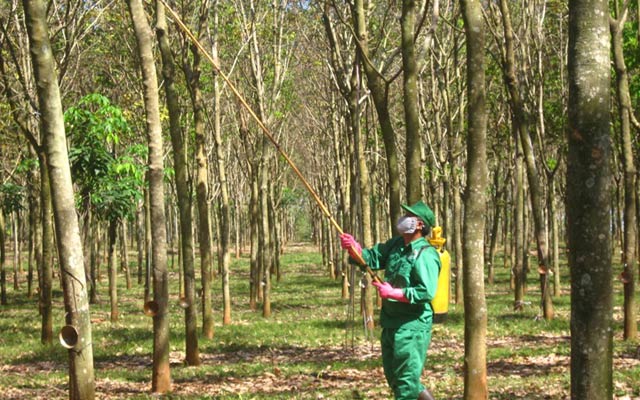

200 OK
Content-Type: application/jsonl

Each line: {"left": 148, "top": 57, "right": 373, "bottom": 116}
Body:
{"left": 340, "top": 200, "right": 440, "bottom": 400}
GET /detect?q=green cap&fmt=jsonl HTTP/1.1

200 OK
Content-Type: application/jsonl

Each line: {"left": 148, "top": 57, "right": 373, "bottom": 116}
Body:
{"left": 401, "top": 200, "right": 435, "bottom": 228}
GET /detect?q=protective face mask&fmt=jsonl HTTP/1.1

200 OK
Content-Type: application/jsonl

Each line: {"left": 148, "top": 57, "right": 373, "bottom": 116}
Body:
{"left": 396, "top": 216, "right": 418, "bottom": 234}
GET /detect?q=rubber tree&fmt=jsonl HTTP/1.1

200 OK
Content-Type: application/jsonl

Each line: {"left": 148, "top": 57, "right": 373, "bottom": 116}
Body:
{"left": 350, "top": 0, "right": 402, "bottom": 225}
{"left": 460, "top": 0, "right": 488, "bottom": 398}
{"left": 610, "top": 4, "right": 637, "bottom": 341}
{"left": 401, "top": 0, "right": 422, "bottom": 204}
{"left": 567, "top": 0, "right": 613, "bottom": 398}
{"left": 126, "top": 0, "right": 171, "bottom": 392}
{"left": 22, "top": 0, "right": 95, "bottom": 397}
{"left": 156, "top": 1, "right": 200, "bottom": 365}
{"left": 179, "top": 0, "right": 215, "bottom": 338}
{"left": 321, "top": 1, "right": 374, "bottom": 329}
{"left": 495, "top": 0, "right": 553, "bottom": 319}
{"left": 209, "top": 0, "right": 233, "bottom": 326}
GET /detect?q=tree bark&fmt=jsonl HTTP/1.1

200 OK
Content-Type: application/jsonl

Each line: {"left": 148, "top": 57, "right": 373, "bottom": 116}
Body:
{"left": 210, "top": 0, "right": 232, "bottom": 326}
{"left": 180, "top": 0, "right": 215, "bottom": 338}
{"left": 0, "top": 212, "right": 5, "bottom": 305}
{"left": 157, "top": 1, "right": 200, "bottom": 365}
{"left": 402, "top": 0, "right": 422, "bottom": 204}
{"left": 497, "top": 0, "right": 553, "bottom": 319}
{"left": 610, "top": 10, "right": 637, "bottom": 341}
{"left": 349, "top": 0, "right": 402, "bottom": 224}
{"left": 567, "top": 0, "right": 613, "bottom": 397}
{"left": 126, "top": 0, "right": 171, "bottom": 392}
{"left": 107, "top": 220, "right": 118, "bottom": 323}
{"left": 39, "top": 156, "right": 54, "bottom": 344}
{"left": 514, "top": 138, "right": 525, "bottom": 309}
{"left": 460, "top": 0, "right": 488, "bottom": 398}
{"left": 22, "top": 0, "right": 95, "bottom": 397}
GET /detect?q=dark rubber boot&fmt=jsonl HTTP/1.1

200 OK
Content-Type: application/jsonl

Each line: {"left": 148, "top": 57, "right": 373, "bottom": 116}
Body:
{"left": 417, "top": 389, "right": 436, "bottom": 400}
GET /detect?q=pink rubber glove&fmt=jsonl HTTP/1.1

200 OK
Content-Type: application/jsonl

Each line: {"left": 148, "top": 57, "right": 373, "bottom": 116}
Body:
{"left": 372, "top": 281, "right": 409, "bottom": 303}
{"left": 339, "top": 233, "right": 362, "bottom": 260}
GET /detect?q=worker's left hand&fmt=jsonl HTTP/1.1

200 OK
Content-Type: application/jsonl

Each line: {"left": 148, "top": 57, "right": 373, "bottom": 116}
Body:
{"left": 372, "top": 281, "right": 409, "bottom": 303}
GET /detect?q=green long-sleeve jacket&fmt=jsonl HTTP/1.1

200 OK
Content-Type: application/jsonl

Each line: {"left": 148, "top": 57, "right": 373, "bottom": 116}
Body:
{"left": 361, "top": 236, "right": 441, "bottom": 330}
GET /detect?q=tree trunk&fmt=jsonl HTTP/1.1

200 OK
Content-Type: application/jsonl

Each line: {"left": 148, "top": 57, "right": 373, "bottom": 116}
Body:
{"left": 402, "top": 0, "right": 422, "bottom": 204}
{"left": 27, "top": 167, "right": 36, "bottom": 298}
{"left": 12, "top": 213, "right": 19, "bottom": 290}
{"left": 549, "top": 178, "right": 561, "bottom": 297}
{"left": 144, "top": 185, "right": 151, "bottom": 302}
{"left": 157, "top": 2, "right": 200, "bottom": 364}
{"left": 250, "top": 177, "right": 260, "bottom": 310}
{"left": 126, "top": 0, "right": 171, "bottom": 392}
{"left": 23, "top": 0, "right": 95, "bottom": 396}
{"left": 498, "top": 0, "right": 552, "bottom": 319}
{"left": 453, "top": 182, "right": 463, "bottom": 305}
{"left": 136, "top": 206, "right": 144, "bottom": 286}
{"left": 181, "top": 3, "right": 214, "bottom": 337}
{"left": 350, "top": 63, "right": 374, "bottom": 331}
{"left": 610, "top": 10, "right": 637, "bottom": 341}
{"left": 349, "top": 0, "right": 402, "bottom": 224}
{"left": 487, "top": 169, "right": 502, "bottom": 284}
{"left": 514, "top": 138, "right": 525, "bottom": 309}
{"left": 460, "top": 0, "right": 488, "bottom": 399}
{"left": 0, "top": 212, "right": 5, "bottom": 305}
{"left": 210, "top": 1, "right": 232, "bottom": 325}
{"left": 567, "top": 0, "right": 613, "bottom": 397}
{"left": 39, "top": 156, "right": 54, "bottom": 344}
{"left": 260, "top": 156, "right": 272, "bottom": 318}
{"left": 121, "top": 222, "right": 131, "bottom": 290}
{"left": 107, "top": 220, "right": 118, "bottom": 323}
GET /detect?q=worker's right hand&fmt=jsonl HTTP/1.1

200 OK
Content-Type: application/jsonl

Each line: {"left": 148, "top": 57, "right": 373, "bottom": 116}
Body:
{"left": 340, "top": 233, "right": 362, "bottom": 259}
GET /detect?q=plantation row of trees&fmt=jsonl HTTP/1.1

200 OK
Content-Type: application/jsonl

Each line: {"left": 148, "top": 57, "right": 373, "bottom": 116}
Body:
{"left": 0, "top": 0, "right": 636, "bottom": 399}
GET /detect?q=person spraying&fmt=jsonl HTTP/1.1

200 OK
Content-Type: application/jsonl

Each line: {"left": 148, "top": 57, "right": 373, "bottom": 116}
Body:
{"left": 341, "top": 200, "right": 440, "bottom": 400}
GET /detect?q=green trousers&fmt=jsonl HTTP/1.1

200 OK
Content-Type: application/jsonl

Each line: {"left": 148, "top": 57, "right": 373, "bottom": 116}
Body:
{"left": 381, "top": 328, "right": 431, "bottom": 400}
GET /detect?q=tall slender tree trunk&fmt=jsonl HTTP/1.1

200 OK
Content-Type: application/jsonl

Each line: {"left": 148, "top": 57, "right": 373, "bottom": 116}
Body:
{"left": 12, "top": 213, "right": 19, "bottom": 290}
{"left": 27, "top": 167, "right": 36, "bottom": 298}
{"left": 568, "top": 0, "right": 613, "bottom": 397}
{"left": 211, "top": 0, "right": 232, "bottom": 325}
{"left": 181, "top": 2, "right": 214, "bottom": 337}
{"left": 498, "top": 0, "right": 552, "bottom": 319}
{"left": 460, "top": 0, "right": 488, "bottom": 398}
{"left": 136, "top": 206, "right": 144, "bottom": 286}
{"left": 126, "top": 0, "right": 171, "bottom": 392}
{"left": 39, "top": 156, "right": 53, "bottom": 344}
{"left": 107, "top": 220, "right": 118, "bottom": 323}
{"left": 350, "top": 0, "right": 401, "bottom": 224}
{"left": 453, "top": 181, "right": 463, "bottom": 305}
{"left": 250, "top": 177, "right": 260, "bottom": 310}
{"left": 402, "top": 0, "right": 422, "bottom": 204}
{"left": 157, "top": 2, "right": 200, "bottom": 365}
{"left": 610, "top": 10, "right": 637, "bottom": 341}
{"left": 121, "top": 222, "right": 131, "bottom": 290}
{"left": 143, "top": 186, "right": 151, "bottom": 302}
{"left": 0, "top": 212, "right": 5, "bottom": 305}
{"left": 549, "top": 178, "right": 561, "bottom": 296}
{"left": 23, "top": 0, "right": 95, "bottom": 397}
{"left": 514, "top": 139, "right": 525, "bottom": 309}
{"left": 350, "top": 63, "right": 374, "bottom": 331}
{"left": 260, "top": 155, "right": 272, "bottom": 318}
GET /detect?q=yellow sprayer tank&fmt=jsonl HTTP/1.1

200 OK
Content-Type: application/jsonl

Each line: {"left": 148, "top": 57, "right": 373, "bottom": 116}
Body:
{"left": 428, "top": 226, "right": 450, "bottom": 323}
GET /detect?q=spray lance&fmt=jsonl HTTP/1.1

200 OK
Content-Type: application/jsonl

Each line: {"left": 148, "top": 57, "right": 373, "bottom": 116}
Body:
{"left": 157, "top": 0, "right": 381, "bottom": 284}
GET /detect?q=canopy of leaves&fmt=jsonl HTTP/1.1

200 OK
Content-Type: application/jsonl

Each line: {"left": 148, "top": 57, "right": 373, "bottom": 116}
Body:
{"left": 65, "top": 93, "right": 144, "bottom": 221}
{"left": 0, "top": 183, "right": 24, "bottom": 214}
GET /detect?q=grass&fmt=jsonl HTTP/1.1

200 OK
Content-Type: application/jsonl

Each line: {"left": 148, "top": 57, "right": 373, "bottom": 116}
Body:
{"left": 0, "top": 245, "right": 639, "bottom": 399}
